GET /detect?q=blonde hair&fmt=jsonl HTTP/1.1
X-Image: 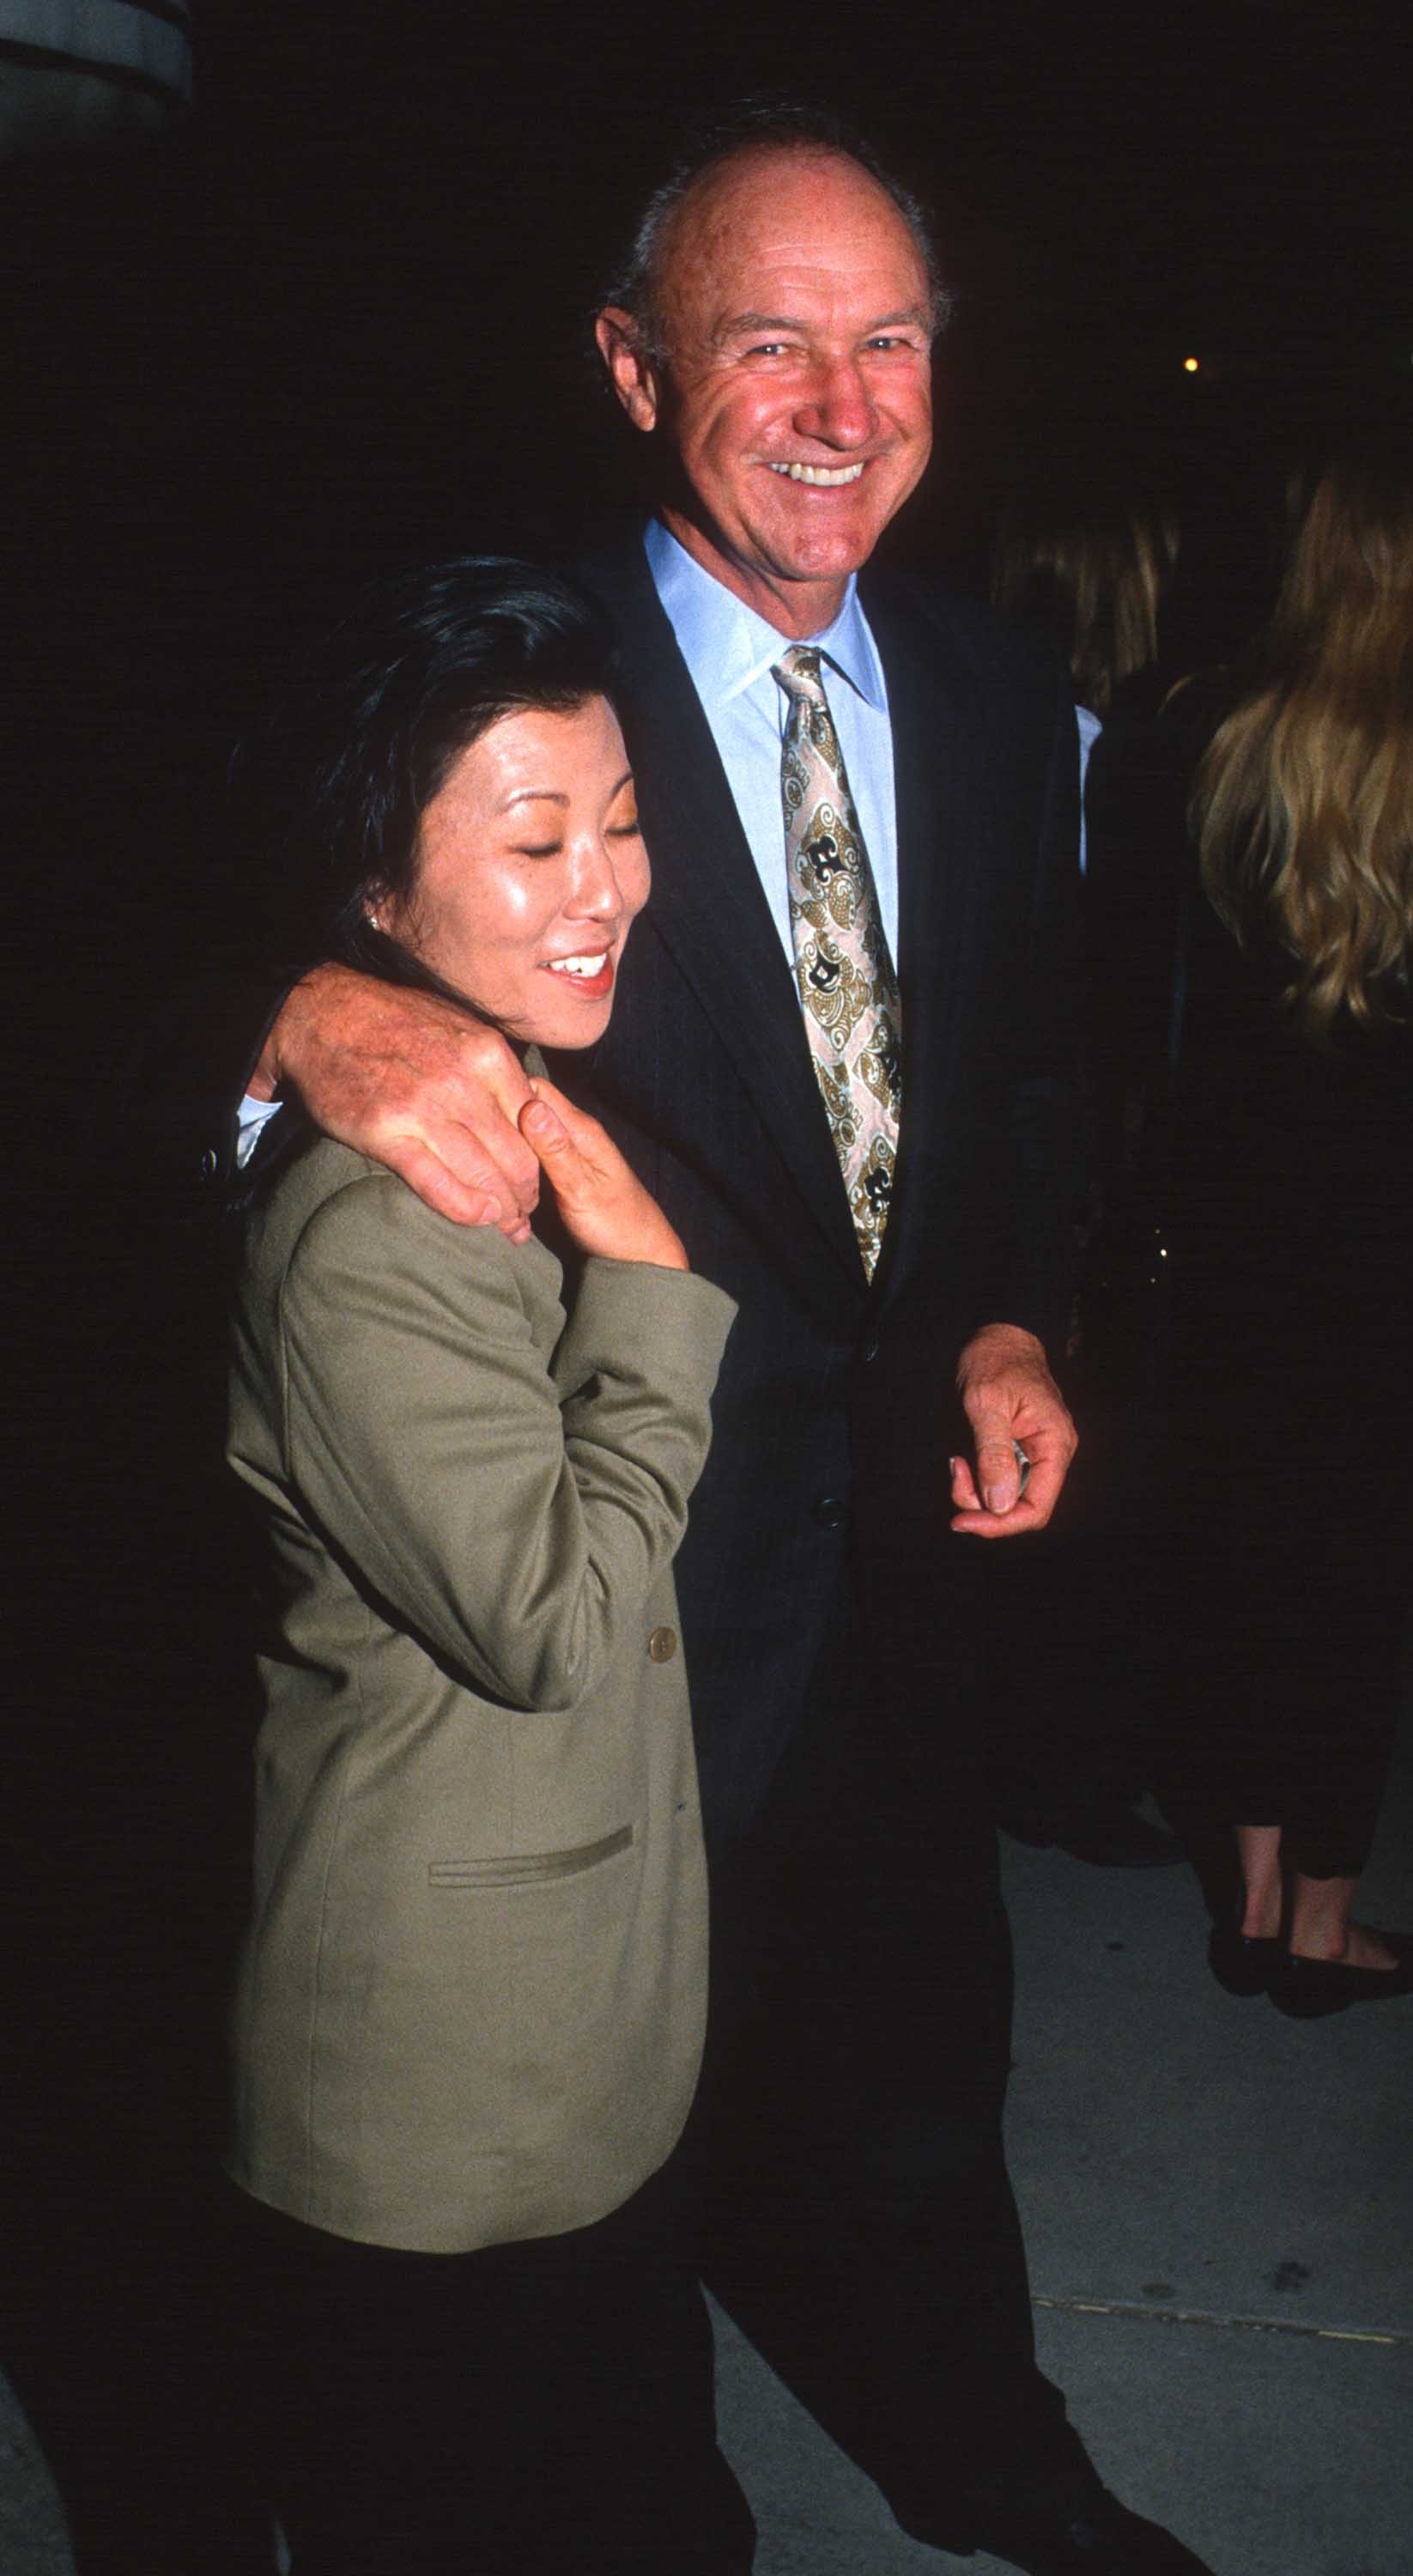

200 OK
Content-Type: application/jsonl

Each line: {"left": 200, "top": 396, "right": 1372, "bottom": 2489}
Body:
{"left": 992, "top": 496, "right": 1178, "bottom": 715}
{"left": 1193, "top": 450, "right": 1413, "bottom": 1038}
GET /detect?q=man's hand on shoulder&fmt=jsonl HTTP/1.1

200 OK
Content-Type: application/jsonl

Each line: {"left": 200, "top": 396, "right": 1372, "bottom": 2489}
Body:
{"left": 258, "top": 964, "right": 539, "bottom": 1237}
{"left": 950, "top": 1322, "right": 1076, "bottom": 1538}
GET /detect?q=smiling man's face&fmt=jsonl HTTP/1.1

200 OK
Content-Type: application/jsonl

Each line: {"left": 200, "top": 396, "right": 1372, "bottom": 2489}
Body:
{"left": 597, "top": 145, "right": 936, "bottom": 640}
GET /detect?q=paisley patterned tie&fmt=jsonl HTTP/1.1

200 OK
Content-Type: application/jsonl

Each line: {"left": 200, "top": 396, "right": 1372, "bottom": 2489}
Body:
{"left": 773, "top": 647, "right": 902, "bottom": 1279}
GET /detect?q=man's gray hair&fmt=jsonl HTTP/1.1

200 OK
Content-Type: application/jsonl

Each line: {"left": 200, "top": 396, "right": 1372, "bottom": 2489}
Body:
{"left": 597, "top": 99, "right": 952, "bottom": 366}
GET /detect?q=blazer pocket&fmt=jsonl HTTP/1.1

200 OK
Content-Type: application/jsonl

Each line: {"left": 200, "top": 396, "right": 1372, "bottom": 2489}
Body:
{"left": 428, "top": 1824, "right": 634, "bottom": 1889}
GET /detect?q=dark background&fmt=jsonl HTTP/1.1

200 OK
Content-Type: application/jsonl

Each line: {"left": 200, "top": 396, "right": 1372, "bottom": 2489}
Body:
{"left": 193, "top": 0, "right": 1413, "bottom": 582}
{"left": 9, "top": 0, "right": 1412, "bottom": 858}
{"left": 4, "top": 0, "right": 1407, "bottom": 1176}
{"left": 208, "top": 0, "right": 1413, "bottom": 641}
{"left": 9, "top": 0, "right": 1410, "bottom": 911}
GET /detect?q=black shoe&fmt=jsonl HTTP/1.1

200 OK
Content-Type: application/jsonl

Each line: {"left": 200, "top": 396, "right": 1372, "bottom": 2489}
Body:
{"left": 957, "top": 2486, "right": 1219, "bottom": 2573}
{"left": 1272, "top": 1929, "right": 1413, "bottom": 2019}
{"left": 1207, "top": 1920, "right": 1283, "bottom": 1997}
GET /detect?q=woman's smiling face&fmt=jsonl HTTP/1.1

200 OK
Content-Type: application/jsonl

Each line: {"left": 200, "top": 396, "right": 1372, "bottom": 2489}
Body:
{"left": 380, "top": 695, "right": 650, "bottom": 1048}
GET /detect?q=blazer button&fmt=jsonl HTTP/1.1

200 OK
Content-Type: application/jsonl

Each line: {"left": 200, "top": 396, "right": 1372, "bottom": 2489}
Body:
{"left": 811, "top": 1495, "right": 847, "bottom": 1530}
{"left": 647, "top": 1625, "right": 678, "bottom": 1662}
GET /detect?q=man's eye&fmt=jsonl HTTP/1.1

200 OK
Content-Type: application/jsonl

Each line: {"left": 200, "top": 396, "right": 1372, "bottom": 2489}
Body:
{"left": 746, "top": 342, "right": 790, "bottom": 359}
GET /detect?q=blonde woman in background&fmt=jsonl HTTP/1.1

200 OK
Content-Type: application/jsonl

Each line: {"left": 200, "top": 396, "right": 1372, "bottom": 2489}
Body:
{"left": 1163, "top": 440, "right": 1413, "bottom": 2014}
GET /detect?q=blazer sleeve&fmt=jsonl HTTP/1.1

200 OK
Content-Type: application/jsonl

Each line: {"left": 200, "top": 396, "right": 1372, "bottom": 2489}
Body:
{"left": 270, "top": 1170, "right": 735, "bottom": 1711}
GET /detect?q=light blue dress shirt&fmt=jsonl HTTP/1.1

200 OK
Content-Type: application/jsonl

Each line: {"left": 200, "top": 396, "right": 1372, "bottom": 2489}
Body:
{"left": 643, "top": 519, "right": 901, "bottom": 965}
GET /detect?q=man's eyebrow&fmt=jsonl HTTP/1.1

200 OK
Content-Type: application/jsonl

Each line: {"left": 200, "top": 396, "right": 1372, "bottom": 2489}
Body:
{"left": 716, "top": 307, "right": 931, "bottom": 342}
{"left": 716, "top": 312, "right": 808, "bottom": 341}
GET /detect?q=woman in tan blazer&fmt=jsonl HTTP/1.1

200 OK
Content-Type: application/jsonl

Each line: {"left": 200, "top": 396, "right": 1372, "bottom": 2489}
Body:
{"left": 221, "top": 561, "right": 741, "bottom": 2573}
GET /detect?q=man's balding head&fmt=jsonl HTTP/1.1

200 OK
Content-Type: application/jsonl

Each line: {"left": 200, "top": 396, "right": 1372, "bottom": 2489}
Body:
{"left": 596, "top": 118, "right": 941, "bottom": 638}
{"left": 600, "top": 105, "right": 949, "bottom": 368}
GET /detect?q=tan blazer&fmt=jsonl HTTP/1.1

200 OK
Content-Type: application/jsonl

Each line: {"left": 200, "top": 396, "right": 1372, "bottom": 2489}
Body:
{"left": 224, "top": 1131, "right": 734, "bottom": 2254}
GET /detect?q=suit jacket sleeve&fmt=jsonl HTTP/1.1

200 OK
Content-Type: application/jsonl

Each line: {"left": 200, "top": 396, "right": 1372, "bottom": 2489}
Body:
{"left": 973, "top": 651, "right": 1084, "bottom": 1361}
{"left": 266, "top": 1170, "right": 735, "bottom": 1710}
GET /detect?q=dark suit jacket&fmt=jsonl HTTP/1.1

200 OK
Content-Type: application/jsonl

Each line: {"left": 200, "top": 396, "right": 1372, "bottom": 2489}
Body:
{"left": 550, "top": 532, "right": 1082, "bottom": 1848}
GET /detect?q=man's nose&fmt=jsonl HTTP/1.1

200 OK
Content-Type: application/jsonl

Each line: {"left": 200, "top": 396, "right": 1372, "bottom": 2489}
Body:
{"left": 794, "top": 357, "right": 876, "bottom": 447}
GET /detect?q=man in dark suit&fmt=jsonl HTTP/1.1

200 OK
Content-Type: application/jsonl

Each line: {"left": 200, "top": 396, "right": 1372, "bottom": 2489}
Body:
{"left": 246, "top": 106, "right": 1216, "bottom": 2576}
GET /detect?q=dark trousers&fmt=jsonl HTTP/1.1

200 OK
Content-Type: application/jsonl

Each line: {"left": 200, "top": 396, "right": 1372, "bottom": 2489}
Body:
{"left": 695, "top": 1612, "right": 1092, "bottom": 2549}
{"left": 222, "top": 2161, "right": 755, "bottom": 2576}
{"left": 1162, "top": 1526, "right": 1404, "bottom": 1879}
{"left": 1139, "top": 1301, "right": 1410, "bottom": 1882}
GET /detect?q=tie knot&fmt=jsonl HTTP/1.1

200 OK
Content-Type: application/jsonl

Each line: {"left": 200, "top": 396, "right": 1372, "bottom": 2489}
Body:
{"left": 773, "top": 646, "right": 826, "bottom": 703}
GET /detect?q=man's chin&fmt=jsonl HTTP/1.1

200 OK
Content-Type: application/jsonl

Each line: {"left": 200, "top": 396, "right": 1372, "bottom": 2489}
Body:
{"left": 661, "top": 502, "right": 885, "bottom": 627}
{"left": 754, "top": 484, "right": 907, "bottom": 580}
{"left": 765, "top": 526, "right": 885, "bottom": 590}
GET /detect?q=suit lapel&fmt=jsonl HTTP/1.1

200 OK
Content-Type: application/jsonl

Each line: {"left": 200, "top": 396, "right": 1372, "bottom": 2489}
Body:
{"left": 584, "top": 537, "right": 864, "bottom": 1283}
{"left": 864, "top": 577, "right": 987, "bottom": 1296}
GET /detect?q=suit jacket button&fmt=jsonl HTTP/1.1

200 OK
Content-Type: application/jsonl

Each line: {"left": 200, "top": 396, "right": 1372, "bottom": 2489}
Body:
{"left": 648, "top": 1625, "right": 677, "bottom": 1662}
{"left": 811, "top": 1495, "right": 847, "bottom": 1530}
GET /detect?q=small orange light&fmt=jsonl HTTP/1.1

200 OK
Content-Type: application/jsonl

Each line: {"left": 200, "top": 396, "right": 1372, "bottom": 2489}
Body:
{"left": 1183, "top": 355, "right": 1200, "bottom": 373}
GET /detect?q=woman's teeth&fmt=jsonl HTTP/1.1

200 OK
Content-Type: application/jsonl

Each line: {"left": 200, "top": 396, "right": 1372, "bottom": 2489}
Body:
{"left": 547, "top": 953, "right": 609, "bottom": 978}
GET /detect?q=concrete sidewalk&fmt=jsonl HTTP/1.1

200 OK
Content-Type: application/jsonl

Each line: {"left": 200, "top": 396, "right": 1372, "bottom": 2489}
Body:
{"left": 717, "top": 1704, "right": 1413, "bottom": 2576}
{"left": 5, "top": 1716, "right": 1410, "bottom": 2574}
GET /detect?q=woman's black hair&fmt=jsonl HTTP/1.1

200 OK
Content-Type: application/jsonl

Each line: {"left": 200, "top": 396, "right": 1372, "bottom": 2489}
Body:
{"left": 260, "top": 556, "right": 620, "bottom": 1015}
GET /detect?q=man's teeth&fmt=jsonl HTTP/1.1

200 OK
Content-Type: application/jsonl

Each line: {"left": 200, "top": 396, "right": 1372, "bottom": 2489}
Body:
{"left": 547, "top": 953, "right": 609, "bottom": 978}
{"left": 768, "top": 461, "right": 865, "bottom": 486}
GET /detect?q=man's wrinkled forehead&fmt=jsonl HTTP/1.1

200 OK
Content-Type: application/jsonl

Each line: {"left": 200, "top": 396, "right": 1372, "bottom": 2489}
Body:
{"left": 651, "top": 143, "right": 928, "bottom": 343}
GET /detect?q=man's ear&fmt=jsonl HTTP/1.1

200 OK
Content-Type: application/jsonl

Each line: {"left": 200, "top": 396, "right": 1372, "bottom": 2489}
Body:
{"left": 595, "top": 308, "right": 661, "bottom": 434}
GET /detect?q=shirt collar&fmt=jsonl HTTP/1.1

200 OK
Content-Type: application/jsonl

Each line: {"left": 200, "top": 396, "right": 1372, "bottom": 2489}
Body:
{"left": 644, "top": 517, "right": 887, "bottom": 717}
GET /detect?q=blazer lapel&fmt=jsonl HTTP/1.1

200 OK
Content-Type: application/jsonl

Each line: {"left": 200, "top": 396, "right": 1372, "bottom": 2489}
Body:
{"left": 584, "top": 537, "right": 864, "bottom": 1283}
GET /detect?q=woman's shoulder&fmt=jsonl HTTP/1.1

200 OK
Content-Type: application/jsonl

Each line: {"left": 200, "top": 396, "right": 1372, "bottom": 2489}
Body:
{"left": 240, "top": 1130, "right": 560, "bottom": 1310}
{"left": 243, "top": 1128, "right": 405, "bottom": 1249}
